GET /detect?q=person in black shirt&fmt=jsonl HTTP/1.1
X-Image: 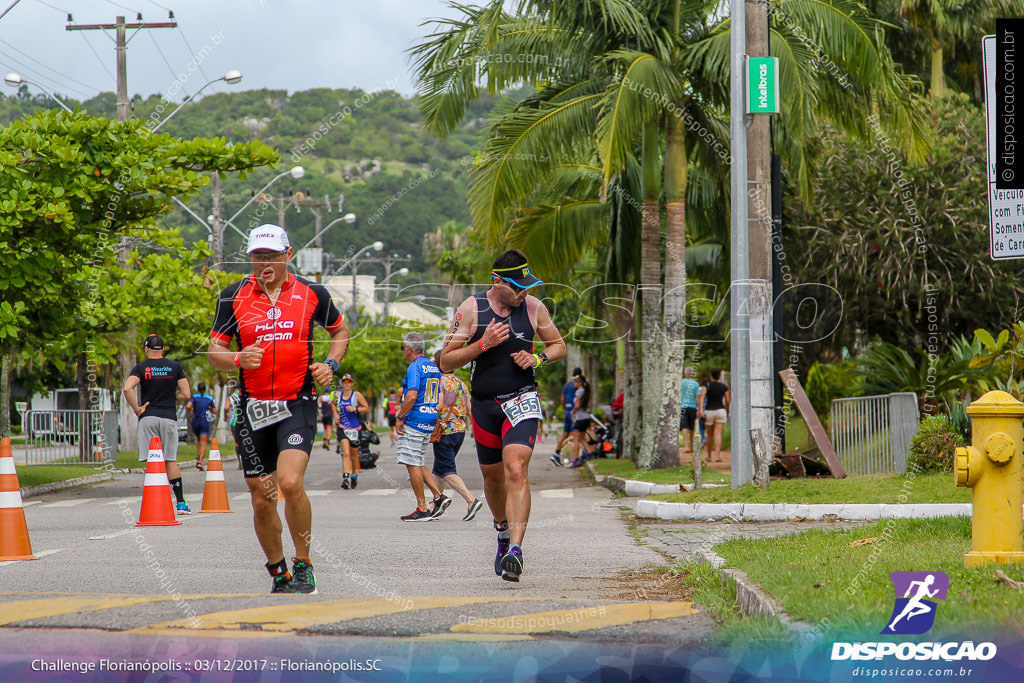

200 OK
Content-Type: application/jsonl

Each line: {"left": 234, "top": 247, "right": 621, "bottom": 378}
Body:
{"left": 697, "top": 368, "right": 731, "bottom": 463}
{"left": 439, "top": 249, "right": 566, "bottom": 583}
{"left": 122, "top": 334, "right": 192, "bottom": 513}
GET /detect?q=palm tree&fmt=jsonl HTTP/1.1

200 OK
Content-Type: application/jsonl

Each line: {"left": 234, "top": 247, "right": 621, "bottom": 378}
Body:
{"left": 411, "top": 0, "right": 929, "bottom": 468}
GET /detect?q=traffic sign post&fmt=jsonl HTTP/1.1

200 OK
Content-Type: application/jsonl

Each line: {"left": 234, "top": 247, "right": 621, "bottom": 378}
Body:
{"left": 984, "top": 34, "right": 1024, "bottom": 260}
{"left": 746, "top": 57, "right": 780, "bottom": 114}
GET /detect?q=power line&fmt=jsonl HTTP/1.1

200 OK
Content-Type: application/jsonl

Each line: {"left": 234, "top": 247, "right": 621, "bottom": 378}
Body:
{"left": 147, "top": 30, "right": 178, "bottom": 87}
{"left": 144, "top": 0, "right": 171, "bottom": 11}
{"left": 33, "top": 0, "right": 66, "bottom": 14}
{"left": 0, "top": 35, "right": 104, "bottom": 93}
{"left": 101, "top": 0, "right": 139, "bottom": 14}
{"left": 78, "top": 32, "right": 116, "bottom": 83}
{"left": 175, "top": 24, "right": 210, "bottom": 81}
{"left": 0, "top": 49, "right": 92, "bottom": 98}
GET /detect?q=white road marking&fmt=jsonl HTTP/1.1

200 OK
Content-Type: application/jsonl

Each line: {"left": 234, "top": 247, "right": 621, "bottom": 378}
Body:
{"left": 0, "top": 548, "right": 64, "bottom": 568}
{"left": 22, "top": 501, "right": 41, "bottom": 507}
{"left": 38, "top": 499, "right": 97, "bottom": 508}
{"left": 359, "top": 489, "right": 398, "bottom": 496}
{"left": 105, "top": 497, "right": 142, "bottom": 506}
{"left": 539, "top": 489, "right": 574, "bottom": 498}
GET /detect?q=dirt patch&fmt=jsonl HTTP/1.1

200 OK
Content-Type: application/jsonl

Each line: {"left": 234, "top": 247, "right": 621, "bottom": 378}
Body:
{"left": 593, "top": 568, "right": 696, "bottom": 602}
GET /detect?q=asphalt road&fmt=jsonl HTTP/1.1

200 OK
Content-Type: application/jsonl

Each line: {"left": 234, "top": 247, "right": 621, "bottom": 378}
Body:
{"left": 1, "top": 432, "right": 714, "bottom": 662}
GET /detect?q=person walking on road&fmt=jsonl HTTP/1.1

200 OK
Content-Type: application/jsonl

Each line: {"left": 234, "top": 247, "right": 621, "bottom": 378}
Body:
{"left": 122, "top": 334, "right": 192, "bottom": 514}
{"left": 333, "top": 373, "right": 369, "bottom": 490}
{"left": 678, "top": 367, "right": 701, "bottom": 464}
{"left": 698, "top": 368, "right": 731, "bottom": 463}
{"left": 564, "top": 373, "right": 593, "bottom": 468}
{"left": 396, "top": 333, "right": 448, "bottom": 521}
{"left": 440, "top": 249, "right": 566, "bottom": 582}
{"left": 208, "top": 224, "right": 350, "bottom": 594}
{"left": 186, "top": 381, "right": 217, "bottom": 471}
{"left": 552, "top": 368, "right": 581, "bottom": 465}
{"left": 385, "top": 389, "right": 399, "bottom": 445}
{"left": 431, "top": 351, "right": 483, "bottom": 521}
{"left": 318, "top": 389, "right": 335, "bottom": 451}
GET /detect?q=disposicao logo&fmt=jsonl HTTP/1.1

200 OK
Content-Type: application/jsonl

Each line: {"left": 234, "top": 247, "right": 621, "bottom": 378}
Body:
{"left": 831, "top": 571, "right": 997, "bottom": 662}
{"left": 882, "top": 571, "right": 948, "bottom": 635}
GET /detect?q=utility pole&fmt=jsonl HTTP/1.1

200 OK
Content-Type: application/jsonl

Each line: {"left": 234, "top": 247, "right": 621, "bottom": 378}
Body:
{"left": 363, "top": 254, "right": 410, "bottom": 321}
{"left": 729, "top": 0, "right": 751, "bottom": 488}
{"left": 747, "top": 0, "right": 774, "bottom": 477}
{"left": 68, "top": 13, "right": 176, "bottom": 451}
{"left": 67, "top": 15, "right": 177, "bottom": 123}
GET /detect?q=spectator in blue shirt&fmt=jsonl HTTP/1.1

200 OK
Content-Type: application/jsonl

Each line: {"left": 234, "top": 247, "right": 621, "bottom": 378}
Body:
{"left": 678, "top": 367, "right": 701, "bottom": 464}
{"left": 395, "top": 332, "right": 448, "bottom": 522}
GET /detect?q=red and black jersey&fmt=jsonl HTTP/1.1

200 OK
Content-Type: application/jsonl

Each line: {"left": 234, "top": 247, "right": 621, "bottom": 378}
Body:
{"left": 210, "top": 274, "right": 344, "bottom": 401}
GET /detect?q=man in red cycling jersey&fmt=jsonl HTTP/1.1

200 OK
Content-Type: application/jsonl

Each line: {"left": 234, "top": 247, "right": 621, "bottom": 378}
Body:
{"left": 208, "top": 224, "right": 349, "bottom": 594}
{"left": 439, "top": 249, "right": 565, "bottom": 582}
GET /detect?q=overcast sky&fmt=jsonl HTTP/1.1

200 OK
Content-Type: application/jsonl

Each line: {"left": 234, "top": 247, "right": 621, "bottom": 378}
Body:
{"left": 0, "top": 0, "right": 459, "bottom": 102}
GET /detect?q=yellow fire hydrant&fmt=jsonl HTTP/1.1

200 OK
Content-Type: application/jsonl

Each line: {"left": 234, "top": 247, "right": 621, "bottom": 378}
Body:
{"left": 955, "top": 390, "right": 1024, "bottom": 567}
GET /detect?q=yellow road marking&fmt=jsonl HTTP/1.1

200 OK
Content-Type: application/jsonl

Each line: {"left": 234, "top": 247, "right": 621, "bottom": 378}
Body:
{"left": 412, "top": 633, "right": 534, "bottom": 642}
{"left": 128, "top": 596, "right": 505, "bottom": 634}
{"left": 449, "top": 601, "right": 700, "bottom": 634}
{"left": 0, "top": 594, "right": 257, "bottom": 625}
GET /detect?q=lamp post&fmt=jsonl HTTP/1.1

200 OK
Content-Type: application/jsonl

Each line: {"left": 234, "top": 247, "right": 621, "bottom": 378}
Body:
{"left": 4, "top": 72, "right": 73, "bottom": 113}
{"left": 378, "top": 267, "right": 409, "bottom": 322}
{"left": 294, "top": 212, "right": 357, "bottom": 281}
{"left": 333, "top": 241, "right": 384, "bottom": 325}
{"left": 150, "top": 70, "right": 242, "bottom": 133}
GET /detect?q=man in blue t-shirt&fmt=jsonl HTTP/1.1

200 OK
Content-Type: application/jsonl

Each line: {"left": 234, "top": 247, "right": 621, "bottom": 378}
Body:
{"left": 678, "top": 367, "right": 702, "bottom": 463}
{"left": 395, "top": 332, "right": 448, "bottom": 521}
{"left": 186, "top": 381, "right": 218, "bottom": 471}
{"left": 552, "top": 367, "right": 582, "bottom": 465}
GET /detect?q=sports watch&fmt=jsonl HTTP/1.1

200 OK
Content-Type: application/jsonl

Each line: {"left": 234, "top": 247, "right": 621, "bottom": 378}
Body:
{"left": 323, "top": 359, "right": 339, "bottom": 374}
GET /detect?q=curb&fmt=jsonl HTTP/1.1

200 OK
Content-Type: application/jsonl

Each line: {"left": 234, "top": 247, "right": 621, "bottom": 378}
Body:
{"left": 20, "top": 454, "right": 241, "bottom": 499}
{"left": 585, "top": 462, "right": 727, "bottom": 496}
{"left": 635, "top": 500, "right": 973, "bottom": 521}
{"left": 21, "top": 472, "right": 115, "bottom": 499}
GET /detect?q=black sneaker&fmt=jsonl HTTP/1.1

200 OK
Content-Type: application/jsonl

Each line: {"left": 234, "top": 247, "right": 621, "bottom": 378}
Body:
{"left": 270, "top": 573, "right": 293, "bottom": 594}
{"left": 430, "top": 494, "right": 452, "bottom": 519}
{"left": 500, "top": 546, "right": 523, "bottom": 582}
{"left": 401, "top": 508, "right": 433, "bottom": 522}
{"left": 351, "top": 474, "right": 358, "bottom": 489}
{"left": 341, "top": 474, "right": 350, "bottom": 490}
{"left": 463, "top": 498, "right": 483, "bottom": 522}
{"left": 290, "top": 559, "right": 317, "bottom": 594}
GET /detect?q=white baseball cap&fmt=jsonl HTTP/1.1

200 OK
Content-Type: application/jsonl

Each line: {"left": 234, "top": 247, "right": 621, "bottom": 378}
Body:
{"left": 246, "top": 224, "right": 290, "bottom": 253}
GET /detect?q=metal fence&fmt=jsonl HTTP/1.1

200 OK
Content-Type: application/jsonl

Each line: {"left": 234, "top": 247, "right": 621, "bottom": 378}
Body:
{"left": 22, "top": 410, "right": 118, "bottom": 465}
{"left": 829, "top": 393, "right": 919, "bottom": 475}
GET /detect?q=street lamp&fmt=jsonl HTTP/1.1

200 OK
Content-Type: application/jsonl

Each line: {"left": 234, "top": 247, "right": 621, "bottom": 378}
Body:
{"left": 379, "top": 267, "right": 409, "bottom": 322}
{"left": 151, "top": 70, "right": 242, "bottom": 133}
{"left": 333, "top": 241, "right": 384, "bottom": 324}
{"left": 4, "top": 72, "right": 73, "bottom": 113}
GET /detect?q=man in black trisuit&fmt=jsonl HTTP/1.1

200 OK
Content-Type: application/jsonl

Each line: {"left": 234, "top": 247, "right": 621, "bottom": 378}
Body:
{"left": 439, "top": 249, "right": 566, "bottom": 582}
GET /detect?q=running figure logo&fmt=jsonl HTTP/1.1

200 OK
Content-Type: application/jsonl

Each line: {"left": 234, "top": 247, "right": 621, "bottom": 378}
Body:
{"left": 881, "top": 571, "right": 948, "bottom": 635}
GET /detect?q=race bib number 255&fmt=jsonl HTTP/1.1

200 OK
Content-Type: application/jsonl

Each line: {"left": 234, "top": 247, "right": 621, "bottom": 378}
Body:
{"left": 499, "top": 391, "right": 543, "bottom": 428}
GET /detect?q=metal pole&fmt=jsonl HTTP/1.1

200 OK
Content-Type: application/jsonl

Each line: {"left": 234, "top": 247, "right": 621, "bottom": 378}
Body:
{"left": 730, "top": 0, "right": 752, "bottom": 488}
{"left": 211, "top": 174, "right": 223, "bottom": 267}
{"left": 351, "top": 261, "right": 359, "bottom": 326}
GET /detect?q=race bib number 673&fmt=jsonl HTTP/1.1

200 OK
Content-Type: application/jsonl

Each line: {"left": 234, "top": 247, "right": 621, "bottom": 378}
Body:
{"left": 246, "top": 399, "right": 292, "bottom": 430}
{"left": 499, "top": 391, "right": 543, "bottom": 427}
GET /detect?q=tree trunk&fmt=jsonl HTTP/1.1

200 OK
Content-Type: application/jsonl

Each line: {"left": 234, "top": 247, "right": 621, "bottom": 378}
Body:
{"left": 623, "top": 322, "right": 641, "bottom": 463}
{"left": 653, "top": 111, "right": 688, "bottom": 469}
{"left": 637, "top": 121, "right": 663, "bottom": 469}
{"left": 0, "top": 352, "right": 10, "bottom": 440}
{"left": 930, "top": 43, "right": 945, "bottom": 98}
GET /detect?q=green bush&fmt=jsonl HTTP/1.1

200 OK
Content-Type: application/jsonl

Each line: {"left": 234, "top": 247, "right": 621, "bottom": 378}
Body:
{"left": 908, "top": 416, "right": 963, "bottom": 473}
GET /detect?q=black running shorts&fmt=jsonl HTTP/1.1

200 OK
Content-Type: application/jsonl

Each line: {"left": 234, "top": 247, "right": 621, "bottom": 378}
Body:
{"left": 470, "top": 396, "right": 539, "bottom": 466}
{"left": 234, "top": 397, "right": 316, "bottom": 478}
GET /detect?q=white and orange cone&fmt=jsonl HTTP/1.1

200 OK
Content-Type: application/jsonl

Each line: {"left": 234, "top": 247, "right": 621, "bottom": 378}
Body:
{"left": 0, "top": 437, "right": 36, "bottom": 560}
{"left": 199, "top": 438, "right": 232, "bottom": 513}
{"left": 135, "top": 437, "right": 181, "bottom": 526}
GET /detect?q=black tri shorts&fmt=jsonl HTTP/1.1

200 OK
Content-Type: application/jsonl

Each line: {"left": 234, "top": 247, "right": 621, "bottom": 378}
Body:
{"left": 471, "top": 394, "right": 540, "bottom": 466}
{"left": 234, "top": 396, "right": 317, "bottom": 478}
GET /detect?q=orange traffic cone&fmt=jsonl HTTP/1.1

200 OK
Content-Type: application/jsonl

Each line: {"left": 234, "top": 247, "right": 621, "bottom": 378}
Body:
{"left": 0, "top": 438, "right": 36, "bottom": 561}
{"left": 277, "top": 485, "right": 286, "bottom": 502}
{"left": 135, "top": 437, "right": 181, "bottom": 526}
{"left": 199, "top": 439, "right": 232, "bottom": 513}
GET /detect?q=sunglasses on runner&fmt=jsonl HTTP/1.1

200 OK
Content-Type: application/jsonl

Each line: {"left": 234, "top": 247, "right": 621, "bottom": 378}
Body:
{"left": 250, "top": 250, "right": 288, "bottom": 262}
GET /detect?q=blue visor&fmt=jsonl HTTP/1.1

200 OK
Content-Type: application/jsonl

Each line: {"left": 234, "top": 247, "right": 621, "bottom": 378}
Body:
{"left": 492, "top": 263, "right": 543, "bottom": 289}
